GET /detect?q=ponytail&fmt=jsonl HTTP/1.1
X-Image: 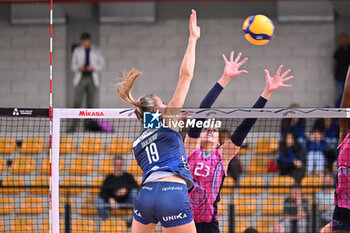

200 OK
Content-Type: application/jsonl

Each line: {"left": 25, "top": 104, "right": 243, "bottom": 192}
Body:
{"left": 116, "top": 68, "right": 141, "bottom": 107}
{"left": 116, "top": 68, "right": 156, "bottom": 121}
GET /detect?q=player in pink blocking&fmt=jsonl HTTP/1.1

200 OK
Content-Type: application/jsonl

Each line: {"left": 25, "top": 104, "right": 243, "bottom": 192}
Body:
{"left": 185, "top": 51, "right": 293, "bottom": 233}
{"left": 321, "top": 66, "right": 350, "bottom": 233}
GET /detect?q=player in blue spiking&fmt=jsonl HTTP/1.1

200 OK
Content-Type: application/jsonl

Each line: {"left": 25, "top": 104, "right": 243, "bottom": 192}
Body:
{"left": 116, "top": 10, "right": 200, "bottom": 233}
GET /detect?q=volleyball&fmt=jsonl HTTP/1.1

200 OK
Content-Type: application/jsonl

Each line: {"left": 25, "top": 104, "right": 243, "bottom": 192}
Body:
{"left": 242, "top": 14, "right": 274, "bottom": 45}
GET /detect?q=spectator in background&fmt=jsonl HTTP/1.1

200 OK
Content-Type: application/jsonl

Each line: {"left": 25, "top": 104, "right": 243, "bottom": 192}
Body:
{"left": 69, "top": 32, "right": 105, "bottom": 132}
{"left": 281, "top": 104, "right": 306, "bottom": 152}
{"left": 277, "top": 132, "right": 304, "bottom": 183}
{"left": 312, "top": 118, "right": 339, "bottom": 169}
{"left": 315, "top": 173, "right": 335, "bottom": 230}
{"left": 95, "top": 156, "right": 138, "bottom": 220}
{"left": 220, "top": 129, "right": 243, "bottom": 182}
{"left": 333, "top": 34, "right": 350, "bottom": 99}
{"left": 306, "top": 129, "right": 327, "bottom": 174}
{"left": 282, "top": 185, "right": 309, "bottom": 233}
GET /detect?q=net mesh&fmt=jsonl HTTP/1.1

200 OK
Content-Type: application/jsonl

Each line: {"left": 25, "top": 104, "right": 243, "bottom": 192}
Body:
{"left": 0, "top": 109, "right": 49, "bottom": 233}
{"left": 1, "top": 108, "right": 346, "bottom": 233}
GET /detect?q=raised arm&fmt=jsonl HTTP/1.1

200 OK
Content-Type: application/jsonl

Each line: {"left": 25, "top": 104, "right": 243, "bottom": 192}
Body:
{"left": 184, "top": 51, "right": 248, "bottom": 154}
{"left": 164, "top": 10, "right": 200, "bottom": 119}
{"left": 220, "top": 65, "right": 293, "bottom": 171}
{"left": 339, "top": 65, "right": 350, "bottom": 143}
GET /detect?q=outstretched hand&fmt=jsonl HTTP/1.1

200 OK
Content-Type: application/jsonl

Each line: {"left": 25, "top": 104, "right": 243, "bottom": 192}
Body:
{"left": 222, "top": 51, "right": 248, "bottom": 80}
{"left": 189, "top": 9, "right": 200, "bottom": 39}
{"left": 262, "top": 65, "right": 293, "bottom": 99}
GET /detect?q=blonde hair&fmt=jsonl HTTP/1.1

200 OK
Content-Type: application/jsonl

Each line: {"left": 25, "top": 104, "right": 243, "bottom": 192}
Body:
{"left": 116, "top": 68, "right": 156, "bottom": 121}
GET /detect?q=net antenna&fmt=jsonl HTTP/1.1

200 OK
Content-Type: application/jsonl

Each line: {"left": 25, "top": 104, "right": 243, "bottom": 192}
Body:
{"left": 49, "top": 0, "right": 54, "bottom": 232}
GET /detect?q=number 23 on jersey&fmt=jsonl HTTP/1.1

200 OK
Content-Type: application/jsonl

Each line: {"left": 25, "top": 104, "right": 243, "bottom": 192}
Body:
{"left": 194, "top": 162, "right": 210, "bottom": 177}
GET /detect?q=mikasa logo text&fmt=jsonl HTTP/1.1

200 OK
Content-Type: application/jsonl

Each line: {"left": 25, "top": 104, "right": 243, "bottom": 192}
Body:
{"left": 79, "top": 110, "right": 104, "bottom": 116}
{"left": 163, "top": 212, "right": 187, "bottom": 222}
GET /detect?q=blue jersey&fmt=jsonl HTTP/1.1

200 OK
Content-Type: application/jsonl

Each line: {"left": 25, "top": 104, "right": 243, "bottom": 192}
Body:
{"left": 133, "top": 127, "right": 194, "bottom": 189}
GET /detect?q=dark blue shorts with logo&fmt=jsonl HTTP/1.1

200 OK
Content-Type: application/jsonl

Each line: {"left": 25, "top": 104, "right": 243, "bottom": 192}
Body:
{"left": 133, "top": 181, "right": 193, "bottom": 228}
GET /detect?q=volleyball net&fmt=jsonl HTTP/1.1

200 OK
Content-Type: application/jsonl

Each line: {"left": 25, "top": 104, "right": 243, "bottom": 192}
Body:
{"left": 0, "top": 107, "right": 347, "bottom": 233}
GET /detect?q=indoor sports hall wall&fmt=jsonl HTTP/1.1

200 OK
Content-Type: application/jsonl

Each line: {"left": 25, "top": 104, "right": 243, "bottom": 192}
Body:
{"left": 0, "top": 21, "right": 67, "bottom": 108}
{"left": 0, "top": 5, "right": 338, "bottom": 108}
{"left": 99, "top": 19, "right": 335, "bottom": 108}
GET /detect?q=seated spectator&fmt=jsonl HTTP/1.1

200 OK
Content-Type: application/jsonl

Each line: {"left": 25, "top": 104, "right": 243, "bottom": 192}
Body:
{"left": 306, "top": 129, "right": 327, "bottom": 174}
{"left": 282, "top": 185, "right": 309, "bottom": 233}
{"left": 95, "top": 156, "right": 138, "bottom": 220}
{"left": 313, "top": 118, "right": 339, "bottom": 169}
{"left": 315, "top": 173, "right": 335, "bottom": 229}
{"left": 281, "top": 104, "right": 307, "bottom": 151}
{"left": 277, "top": 132, "right": 305, "bottom": 183}
{"left": 220, "top": 129, "right": 243, "bottom": 182}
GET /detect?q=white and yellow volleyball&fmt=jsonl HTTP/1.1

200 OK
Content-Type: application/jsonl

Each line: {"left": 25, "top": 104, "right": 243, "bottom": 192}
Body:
{"left": 242, "top": 14, "right": 274, "bottom": 45}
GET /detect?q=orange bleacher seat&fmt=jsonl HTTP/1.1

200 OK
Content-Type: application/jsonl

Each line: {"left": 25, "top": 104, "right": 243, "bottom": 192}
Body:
{"left": 221, "top": 177, "right": 235, "bottom": 195}
{"left": 17, "top": 197, "right": 45, "bottom": 214}
{"left": 39, "top": 157, "right": 65, "bottom": 174}
{"left": 8, "top": 218, "right": 35, "bottom": 233}
{"left": 39, "top": 219, "right": 64, "bottom": 233}
{"left": 233, "top": 198, "right": 257, "bottom": 215}
{"left": 253, "top": 137, "right": 278, "bottom": 154}
{"left": 77, "top": 137, "right": 104, "bottom": 154}
{"left": 0, "top": 158, "right": 6, "bottom": 173}
{"left": 239, "top": 177, "right": 265, "bottom": 194}
{"left": 237, "top": 147, "right": 249, "bottom": 155}
{"left": 0, "top": 197, "right": 15, "bottom": 214}
{"left": 218, "top": 198, "right": 227, "bottom": 215}
{"left": 79, "top": 198, "right": 98, "bottom": 215}
{"left": 9, "top": 156, "right": 36, "bottom": 174}
{"left": 69, "top": 156, "right": 94, "bottom": 175}
{"left": 0, "top": 220, "right": 3, "bottom": 233}
{"left": 247, "top": 156, "right": 272, "bottom": 174}
{"left": 0, "top": 176, "right": 25, "bottom": 194}
{"left": 301, "top": 174, "right": 323, "bottom": 194}
{"left": 89, "top": 177, "right": 104, "bottom": 195}
{"left": 98, "top": 156, "right": 114, "bottom": 175}
{"left": 128, "top": 159, "right": 143, "bottom": 176}
{"left": 28, "top": 177, "right": 49, "bottom": 195}
{"left": 60, "top": 177, "right": 85, "bottom": 195}
{"left": 223, "top": 218, "right": 249, "bottom": 233}
{"left": 269, "top": 176, "right": 295, "bottom": 194}
{"left": 20, "top": 137, "right": 46, "bottom": 154}
{"left": 60, "top": 137, "right": 75, "bottom": 154}
{"left": 256, "top": 217, "right": 278, "bottom": 233}
{"left": 107, "top": 138, "right": 132, "bottom": 155}
{"left": 110, "top": 208, "right": 133, "bottom": 216}
{"left": 261, "top": 196, "right": 284, "bottom": 215}
{"left": 100, "top": 218, "right": 127, "bottom": 233}
{"left": 0, "top": 137, "right": 17, "bottom": 154}
{"left": 60, "top": 197, "right": 75, "bottom": 215}
{"left": 72, "top": 219, "right": 96, "bottom": 233}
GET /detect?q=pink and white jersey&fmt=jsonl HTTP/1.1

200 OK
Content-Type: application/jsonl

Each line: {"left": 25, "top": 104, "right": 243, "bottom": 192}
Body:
{"left": 188, "top": 147, "right": 227, "bottom": 223}
{"left": 335, "top": 133, "right": 350, "bottom": 209}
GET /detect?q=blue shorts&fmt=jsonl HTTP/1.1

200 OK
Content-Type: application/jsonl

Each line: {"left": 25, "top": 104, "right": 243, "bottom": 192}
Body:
{"left": 133, "top": 181, "right": 193, "bottom": 228}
